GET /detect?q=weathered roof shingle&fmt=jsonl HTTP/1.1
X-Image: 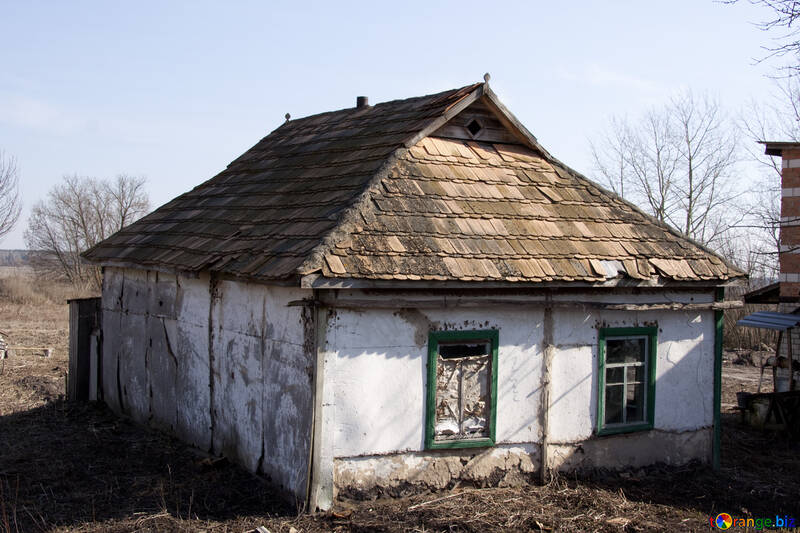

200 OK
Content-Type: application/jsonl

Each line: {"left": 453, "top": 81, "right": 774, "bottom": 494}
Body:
{"left": 84, "top": 81, "right": 744, "bottom": 285}
{"left": 317, "top": 137, "right": 737, "bottom": 282}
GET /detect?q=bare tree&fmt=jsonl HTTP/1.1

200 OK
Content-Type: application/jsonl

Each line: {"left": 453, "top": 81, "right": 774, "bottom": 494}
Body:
{"left": 734, "top": 76, "right": 800, "bottom": 280}
{"left": 726, "top": 0, "right": 800, "bottom": 66}
{"left": 591, "top": 91, "right": 740, "bottom": 248}
{"left": 742, "top": 75, "right": 800, "bottom": 165}
{"left": 0, "top": 150, "right": 22, "bottom": 240}
{"left": 716, "top": 1, "right": 800, "bottom": 280}
{"left": 25, "top": 174, "right": 149, "bottom": 290}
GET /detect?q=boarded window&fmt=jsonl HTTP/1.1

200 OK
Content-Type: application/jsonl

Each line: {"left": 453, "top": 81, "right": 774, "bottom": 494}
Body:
{"left": 426, "top": 330, "right": 498, "bottom": 449}
{"left": 597, "top": 327, "right": 657, "bottom": 435}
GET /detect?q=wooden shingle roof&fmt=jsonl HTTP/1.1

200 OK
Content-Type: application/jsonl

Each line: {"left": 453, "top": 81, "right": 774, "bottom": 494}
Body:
{"left": 84, "top": 81, "right": 745, "bottom": 286}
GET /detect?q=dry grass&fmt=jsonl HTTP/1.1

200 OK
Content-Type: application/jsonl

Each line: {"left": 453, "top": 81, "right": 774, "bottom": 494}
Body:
{"left": 0, "top": 270, "right": 70, "bottom": 418}
{"left": 0, "top": 267, "right": 94, "bottom": 308}
{"left": 0, "top": 274, "right": 799, "bottom": 532}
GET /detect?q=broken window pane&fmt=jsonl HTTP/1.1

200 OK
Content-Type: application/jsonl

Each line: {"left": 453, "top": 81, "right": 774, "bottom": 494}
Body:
{"left": 439, "top": 342, "right": 489, "bottom": 359}
{"left": 434, "top": 340, "right": 491, "bottom": 442}
{"left": 435, "top": 359, "right": 461, "bottom": 437}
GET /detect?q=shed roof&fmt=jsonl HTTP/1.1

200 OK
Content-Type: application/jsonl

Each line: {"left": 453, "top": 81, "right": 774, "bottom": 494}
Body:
{"left": 737, "top": 311, "right": 800, "bottom": 331}
{"left": 84, "top": 80, "right": 745, "bottom": 286}
{"left": 762, "top": 141, "right": 800, "bottom": 157}
{"left": 743, "top": 282, "right": 780, "bottom": 304}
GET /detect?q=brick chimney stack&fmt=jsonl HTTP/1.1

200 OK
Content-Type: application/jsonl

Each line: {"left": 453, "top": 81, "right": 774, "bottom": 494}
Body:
{"left": 765, "top": 141, "right": 800, "bottom": 303}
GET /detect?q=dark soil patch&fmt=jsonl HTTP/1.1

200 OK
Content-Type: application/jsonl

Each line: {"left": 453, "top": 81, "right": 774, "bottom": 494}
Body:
{"left": 13, "top": 374, "right": 63, "bottom": 401}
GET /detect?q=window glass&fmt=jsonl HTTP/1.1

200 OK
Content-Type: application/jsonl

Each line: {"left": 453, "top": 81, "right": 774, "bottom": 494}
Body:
{"left": 626, "top": 383, "right": 645, "bottom": 422}
{"left": 606, "top": 337, "right": 646, "bottom": 364}
{"left": 599, "top": 328, "right": 656, "bottom": 434}
{"left": 605, "top": 384, "right": 624, "bottom": 425}
{"left": 607, "top": 367, "right": 624, "bottom": 384}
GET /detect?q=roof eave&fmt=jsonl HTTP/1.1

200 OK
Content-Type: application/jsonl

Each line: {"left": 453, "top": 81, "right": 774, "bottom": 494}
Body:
{"left": 88, "top": 259, "right": 303, "bottom": 287}
{"left": 300, "top": 273, "right": 745, "bottom": 290}
{"left": 761, "top": 141, "right": 800, "bottom": 157}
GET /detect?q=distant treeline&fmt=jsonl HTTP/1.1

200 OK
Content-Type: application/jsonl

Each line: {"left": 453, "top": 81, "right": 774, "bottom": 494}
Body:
{"left": 0, "top": 250, "right": 32, "bottom": 266}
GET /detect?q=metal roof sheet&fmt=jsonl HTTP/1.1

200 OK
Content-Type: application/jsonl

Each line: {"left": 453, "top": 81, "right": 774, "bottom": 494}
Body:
{"left": 737, "top": 311, "right": 800, "bottom": 331}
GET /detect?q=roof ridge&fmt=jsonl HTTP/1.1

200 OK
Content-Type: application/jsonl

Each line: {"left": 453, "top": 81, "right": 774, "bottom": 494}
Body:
{"left": 295, "top": 84, "right": 486, "bottom": 276}
{"left": 277, "top": 83, "right": 482, "bottom": 128}
{"left": 295, "top": 148, "right": 409, "bottom": 276}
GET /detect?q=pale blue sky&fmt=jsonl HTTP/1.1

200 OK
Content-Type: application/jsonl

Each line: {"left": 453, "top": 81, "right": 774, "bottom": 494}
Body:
{"left": 0, "top": 1, "right": 781, "bottom": 248}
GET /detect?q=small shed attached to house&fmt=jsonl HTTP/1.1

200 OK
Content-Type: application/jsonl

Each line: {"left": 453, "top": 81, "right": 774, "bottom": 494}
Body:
{"left": 83, "top": 79, "right": 745, "bottom": 509}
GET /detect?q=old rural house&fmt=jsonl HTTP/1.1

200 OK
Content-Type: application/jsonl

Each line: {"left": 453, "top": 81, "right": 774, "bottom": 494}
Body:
{"left": 83, "top": 78, "right": 745, "bottom": 509}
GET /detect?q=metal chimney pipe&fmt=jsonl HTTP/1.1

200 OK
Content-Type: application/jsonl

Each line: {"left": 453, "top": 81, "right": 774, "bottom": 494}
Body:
{"left": 356, "top": 96, "right": 369, "bottom": 108}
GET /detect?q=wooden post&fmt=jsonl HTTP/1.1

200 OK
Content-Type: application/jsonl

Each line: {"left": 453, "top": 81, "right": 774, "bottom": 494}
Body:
{"left": 539, "top": 297, "right": 554, "bottom": 482}
{"left": 712, "top": 288, "right": 724, "bottom": 471}
{"left": 308, "top": 300, "right": 333, "bottom": 511}
{"left": 68, "top": 299, "right": 88, "bottom": 401}
{"left": 774, "top": 331, "right": 783, "bottom": 393}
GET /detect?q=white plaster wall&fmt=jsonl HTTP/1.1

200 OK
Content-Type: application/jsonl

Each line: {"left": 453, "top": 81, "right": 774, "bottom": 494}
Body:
{"left": 174, "top": 272, "right": 213, "bottom": 450}
{"left": 328, "top": 307, "right": 544, "bottom": 458}
{"left": 547, "top": 308, "right": 714, "bottom": 442}
{"left": 211, "top": 280, "right": 313, "bottom": 498}
{"left": 212, "top": 279, "right": 266, "bottom": 472}
{"left": 326, "top": 308, "right": 429, "bottom": 458}
{"left": 101, "top": 267, "right": 212, "bottom": 450}
{"left": 101, "top": 267, "right": 314, "bottom": 500}
{"left": 328, "top": 291, "right": 715, "bottom": 461}
{"left": 652, "top": 311, "right": 715, "bottom": 431}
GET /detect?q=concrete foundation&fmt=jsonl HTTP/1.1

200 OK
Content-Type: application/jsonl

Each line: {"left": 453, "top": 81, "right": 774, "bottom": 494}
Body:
{"left": 334, "top": 428, "right": 711, "bottom": 498}
{"left": 335, "top": 443, "right": 539, "bottom": 498}
{"left": 548, "top": 427, "right": 712, "bottom": 471}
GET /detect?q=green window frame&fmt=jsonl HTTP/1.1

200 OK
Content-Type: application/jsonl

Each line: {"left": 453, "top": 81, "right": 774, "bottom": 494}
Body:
{"left": 597, "top": 326, "right": 657, "bottom": 436}
{"left": 425, "top": 330, "right": 499, "bottom": 449}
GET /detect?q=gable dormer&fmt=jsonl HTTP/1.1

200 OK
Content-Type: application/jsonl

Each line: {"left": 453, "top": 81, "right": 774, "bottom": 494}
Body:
{"left": 432, "top": 98, "right": 521, "bottom": 145}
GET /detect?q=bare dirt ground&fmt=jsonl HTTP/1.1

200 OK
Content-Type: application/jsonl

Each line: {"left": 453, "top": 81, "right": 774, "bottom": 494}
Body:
{"left": 1, "top": 284, "right": 799, "bottom": 532}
